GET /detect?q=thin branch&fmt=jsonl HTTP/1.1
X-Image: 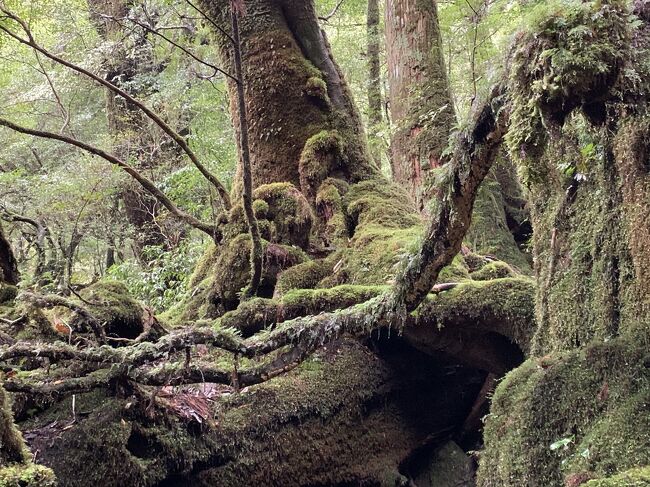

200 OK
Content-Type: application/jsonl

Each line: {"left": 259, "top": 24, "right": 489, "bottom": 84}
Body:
{"left": 319, "top": 0, "right": 346, "bottom": 21}
{"left": 184, "top": 0, "right": 235, "bottom": 45}
{"left": 101, "top": 13, "right": 236, "bottom": 82}
{"left": 0, "top": 7, "right": 232, "bottom": 210}
{"left": 230, "top": 4, "right": 262, "bottom": 298}
{"left": 0, "top": 117, "right": 223, "bottom": 241}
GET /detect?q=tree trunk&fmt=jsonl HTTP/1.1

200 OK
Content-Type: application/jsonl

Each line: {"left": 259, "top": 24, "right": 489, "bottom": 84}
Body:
{"left": 478, "top": 3, "right": 650, "bottom": 485}
{"left": 385, "top": 0, "right": 455, "bottom": 210}
{"left": 0, "top": 221, "right": 19, "bottom": 286}
{"left": 89, "top": 0, "right": 176, "bottom": 261}
{"left": 367, "top": 0, "right": 383, "bottom": 167}
{"left": 203, "top": 0, "right": 378, "bottom": 196}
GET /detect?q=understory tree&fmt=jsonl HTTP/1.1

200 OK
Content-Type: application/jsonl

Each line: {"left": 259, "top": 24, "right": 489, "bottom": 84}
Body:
{"left": 0, "top": 0, "right": 647, "bottom": 486}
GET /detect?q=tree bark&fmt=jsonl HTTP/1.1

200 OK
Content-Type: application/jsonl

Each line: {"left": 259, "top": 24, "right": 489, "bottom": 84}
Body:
{"left": 202, "top": 0, "right": 378, "bottom": 194}
{"left": 367, "top": 0, "right": 383, "bottom": 167}
{"left": 0, "top": 221, "right": 19, "bottom": 285}
{"left": 385, "top": 0, "right": 455, "bottom": 210}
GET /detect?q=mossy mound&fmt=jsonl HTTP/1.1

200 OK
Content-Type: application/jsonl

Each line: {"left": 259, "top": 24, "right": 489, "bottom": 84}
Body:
{"left": 470, "top": 261, "right": 516, "bottom": 281}
{"left": 79, "top": 281, "right": 144, "bottom": 339}
{"left": 585, "top": 466, "right": 650, "bottom": 486}
{"left": 415, "top": 277, "right": 536, "bottom": 354}
{"left": 251, "top": 183, "right": 314, "bottom": 248}
{"left": 0, "top": 464, "right": 57, "bottom": 487}
{"left": 213, "top": 234, "right": 308, "bottom": 310}
{"left": 478, "top": 339, "right": 650, "bottom": 487}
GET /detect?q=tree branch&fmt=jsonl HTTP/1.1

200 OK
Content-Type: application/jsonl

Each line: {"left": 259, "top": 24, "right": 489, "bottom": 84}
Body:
{"left": 0, "top": 7, "right": 232, "bottom": 210}
{"left": 0, "top": 117, "right": 222, "bottom": 241}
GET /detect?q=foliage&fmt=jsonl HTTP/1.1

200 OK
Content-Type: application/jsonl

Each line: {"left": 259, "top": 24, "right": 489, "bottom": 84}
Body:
{"left": 107, "top": 241, "right": 203, "bottom": 312}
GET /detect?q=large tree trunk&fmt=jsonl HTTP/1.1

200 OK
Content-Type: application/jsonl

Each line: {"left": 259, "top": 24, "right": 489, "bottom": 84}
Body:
{"left": 385, "top": 0, "right": 455, "bottom": 210}
{"left": 478, "top": 3, "right": 650, "bottom": 485}
{"left": 204, "top": 0, "right": 378, "bottom": 195}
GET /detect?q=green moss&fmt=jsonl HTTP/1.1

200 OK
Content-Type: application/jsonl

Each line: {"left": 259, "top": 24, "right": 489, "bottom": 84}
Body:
{"left": 251, "top": 199, "right": 269, "bottom": 219}
{"left": 506, "top": 0, "right": 630, "bottom": 182}
{"left": 415, "top": 277, "right": 536, "bottom": 353}
{"left": 221, "top": 284, "right": 385, "bottom": 336}
{"left": 299, "top": 131, "right": 344, "bottom": 203}
{"left": 471, "top": 261, "right": 516, "bottom": 281}
{"left": 80, "top": 280, "right": 144, "bottom": 339}
{"left": 585, "top": 467, "right": 650, "bottom": 486}
{"left": 0, "top": 464, "right": 56, "bottom": 487}
{"left": 530, "top": 115, "right": 649, "bottom": 355}
{"left": 315, "top": 179, "right": 349, "bottom": 246}
{"left": 478, "top": 339, "right": 650, "bottom": 487}
{"left": 304, "top": 76, "right": 330, "bottom": 105}
{"left": 274, "top": 256, "right": 336, "bottom": 297}
{"left": 252, "top": 183, "right": 313, "bottom": 248}
{"left": 438, "top": 254, "right": 471, "bottom": 282}
{"left": 466, "top": 168, "right": 532, "bottom": 271}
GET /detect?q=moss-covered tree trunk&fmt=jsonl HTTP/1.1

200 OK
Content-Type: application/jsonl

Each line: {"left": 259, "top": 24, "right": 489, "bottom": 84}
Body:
{"left": 478, "top": 2, "right": 650, "bottom": 485}
{"left": 203, "top": 0, "right": 378, "bottom": 195}
{"left": 385, "top": 0, "right": 455, "bottom": 209}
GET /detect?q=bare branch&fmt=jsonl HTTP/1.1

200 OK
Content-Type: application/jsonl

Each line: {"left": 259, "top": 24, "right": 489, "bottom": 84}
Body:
{"left": 0, "top": 117, "right": 222, "bottom": 241}
{"left": 0, "top": 7, "right": 232, "bottom": 210}
{"left": 319, "top": 0, "right": 346, "bottom": 22}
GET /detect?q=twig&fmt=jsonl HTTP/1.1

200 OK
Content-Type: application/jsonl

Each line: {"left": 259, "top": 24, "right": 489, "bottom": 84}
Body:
{"left": 319, "top": 0, "right": 345, "bottom": 21}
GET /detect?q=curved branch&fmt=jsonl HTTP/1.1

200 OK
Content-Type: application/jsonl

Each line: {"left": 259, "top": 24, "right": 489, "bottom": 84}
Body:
{"left": 0, "top": 117, "right": 222, "bottom": 241}
{"left": 390, "top": 83, "right": 509, "bottom": 312}
{"left": 0, "top": 7, "right": 232, "bottom": 210}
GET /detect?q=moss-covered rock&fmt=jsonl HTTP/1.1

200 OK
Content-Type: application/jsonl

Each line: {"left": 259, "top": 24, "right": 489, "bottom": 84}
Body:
{"left": 79, "top": 281, "right": 144, "bottom": 339}
{"left": 478, "top": 339, "right": 650, "bottom": 487}
{"left": 471, "top": 261, "right": 516, "bottom": 281}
